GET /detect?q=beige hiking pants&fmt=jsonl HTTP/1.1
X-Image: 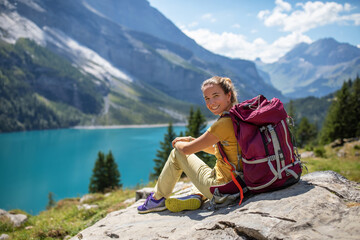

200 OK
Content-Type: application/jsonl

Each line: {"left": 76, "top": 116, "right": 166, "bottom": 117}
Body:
{"left": 153, "top": 149, "right": 218, "bottom": 200}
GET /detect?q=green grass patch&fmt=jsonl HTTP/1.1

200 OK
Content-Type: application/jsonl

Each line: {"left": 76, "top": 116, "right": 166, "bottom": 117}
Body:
{"left": 2, "top": 189, "right": 136, "bottom": 240}
{"left": 301, "top": 141, "right": 360, "bottom": 182}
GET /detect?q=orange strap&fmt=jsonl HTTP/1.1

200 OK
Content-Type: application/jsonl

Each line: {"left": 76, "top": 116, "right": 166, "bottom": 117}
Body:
{"left": 217, "top": 142, "right": 244, "bottom": 205}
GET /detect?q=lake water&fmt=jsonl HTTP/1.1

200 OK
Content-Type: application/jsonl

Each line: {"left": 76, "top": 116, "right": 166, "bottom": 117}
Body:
{"left": 0, "top": 126, "right": 185, "bottom": 215}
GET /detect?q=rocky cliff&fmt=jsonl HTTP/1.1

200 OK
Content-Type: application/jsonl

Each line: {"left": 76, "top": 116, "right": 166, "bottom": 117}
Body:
{"left": 70, "top": 171, "right": 360, "bottom": 240}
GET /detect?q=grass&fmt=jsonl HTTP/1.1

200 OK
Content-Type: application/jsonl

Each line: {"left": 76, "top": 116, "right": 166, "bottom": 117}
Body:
{"left": 1, "top": 142, "right": 359, "bottom": 239}
{"left": 300, "top": 140, "right": 360, "bottom": 182}
{"left": 1, "top": 189, "right": 138, "bottom": 240}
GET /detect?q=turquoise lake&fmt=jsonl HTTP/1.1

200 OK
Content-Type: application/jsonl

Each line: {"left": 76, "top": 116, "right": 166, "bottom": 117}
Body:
{"left": 0, "top": 126, "right": 185, "bottom": 215}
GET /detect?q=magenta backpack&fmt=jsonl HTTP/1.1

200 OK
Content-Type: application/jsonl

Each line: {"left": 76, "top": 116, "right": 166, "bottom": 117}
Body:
{"left": 212, "top": 95, "right": 302, "bottom": 206}
{"left": 229, "top": 95, "right": 302, "bottom": 193}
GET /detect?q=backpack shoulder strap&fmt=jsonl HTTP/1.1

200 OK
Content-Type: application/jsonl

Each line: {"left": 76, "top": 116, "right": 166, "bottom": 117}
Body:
{"left": 217, "top": 142, "right": 244, "bottom": 205}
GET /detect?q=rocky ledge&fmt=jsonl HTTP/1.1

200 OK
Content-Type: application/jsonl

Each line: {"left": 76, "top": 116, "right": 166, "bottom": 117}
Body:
{"left": 71, "top": 171, "right": 360, "bottom": 240}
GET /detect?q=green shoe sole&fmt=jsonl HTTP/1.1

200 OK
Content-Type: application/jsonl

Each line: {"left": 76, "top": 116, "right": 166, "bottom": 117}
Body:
{"left": 165, "top": 197, "right": 201, "bottom": 212}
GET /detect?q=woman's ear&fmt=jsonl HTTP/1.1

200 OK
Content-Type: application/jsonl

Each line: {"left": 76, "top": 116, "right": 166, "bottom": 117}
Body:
{"left": 227, "top": 92, "right": 232, "bottom": 103}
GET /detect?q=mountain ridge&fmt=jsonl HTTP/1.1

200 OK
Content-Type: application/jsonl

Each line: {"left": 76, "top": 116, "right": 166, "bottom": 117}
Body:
{"left": 257, "top": 38, "right": 360, "bottom": 98}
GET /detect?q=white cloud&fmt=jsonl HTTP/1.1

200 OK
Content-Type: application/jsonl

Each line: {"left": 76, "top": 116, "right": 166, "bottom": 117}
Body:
{"left": 178, "top": 1, "right": 359, "bottom": 63}
{"left": 232, "top": 23, "right": 241, "bottom": 29}
{"left": 258, "top": 0, "right": 360, "bottom": 33}
{"left": 188, "top": 21, "right": 199, "bottom": 28}
{"left": 201, "top": 13, "right": 216, "bottom": 23}
{"left": 181, "top": 26, "right": 312, "bottom": 63}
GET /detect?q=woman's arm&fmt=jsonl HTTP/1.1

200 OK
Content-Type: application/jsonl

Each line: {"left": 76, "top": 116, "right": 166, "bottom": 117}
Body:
{"left": 202, "top": 145, "right": 216, "bottom": 155}
{"left": 173, "top": 131, "right": 219, "bottom": 155}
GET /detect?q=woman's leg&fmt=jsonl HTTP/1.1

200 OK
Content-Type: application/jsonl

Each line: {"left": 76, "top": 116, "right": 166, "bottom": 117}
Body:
{"left": 154, "top": 149, "right": 217, "bottom": 200}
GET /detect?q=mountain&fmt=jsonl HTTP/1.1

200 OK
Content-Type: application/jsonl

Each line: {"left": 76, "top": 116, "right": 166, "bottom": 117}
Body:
{"left": 0, "top": 38, "right": 100, "bottom": 131}
{"left": 0, "top": 0, "right": 284, "bottom": 131}
{"left": 257, "top": 38, "right": 360, "bottom": 98}
{"left": 82, "top": 0, "right": 280, "bottom": 101}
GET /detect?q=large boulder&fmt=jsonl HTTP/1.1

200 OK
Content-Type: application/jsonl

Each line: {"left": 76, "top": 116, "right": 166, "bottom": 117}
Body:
{"left": 0, "top": 209, "right": 27, "bottom": 227}
{"left": 70, "top": 171, "right": 360, "bottom": 239}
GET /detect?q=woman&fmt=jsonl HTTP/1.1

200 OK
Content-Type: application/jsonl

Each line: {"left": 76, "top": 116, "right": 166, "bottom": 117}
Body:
{"left": 138, "top": 76, "right": 241, "bottom": 213}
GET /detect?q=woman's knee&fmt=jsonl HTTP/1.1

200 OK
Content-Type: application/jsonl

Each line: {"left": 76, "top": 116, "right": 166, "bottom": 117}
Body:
{"left": 173, "top": 148, "right": 186, "bottom": 158}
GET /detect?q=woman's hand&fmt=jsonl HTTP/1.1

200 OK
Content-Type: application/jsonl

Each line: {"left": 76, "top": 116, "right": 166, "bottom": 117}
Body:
{"left": 172, "top": 136, "right": 194, "bottom": 148}
{"left": 172, "top": 132, "right": 219, "bottom": 155}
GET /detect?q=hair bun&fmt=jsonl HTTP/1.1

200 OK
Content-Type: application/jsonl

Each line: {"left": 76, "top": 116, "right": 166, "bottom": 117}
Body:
{"left": 224, "top": 77, "right": 232, "bottom": 84}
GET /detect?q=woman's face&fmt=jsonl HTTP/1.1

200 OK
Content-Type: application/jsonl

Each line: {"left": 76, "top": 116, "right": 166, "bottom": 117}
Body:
{"left": 203, "top": 84, "right": 232, "bottom": 115}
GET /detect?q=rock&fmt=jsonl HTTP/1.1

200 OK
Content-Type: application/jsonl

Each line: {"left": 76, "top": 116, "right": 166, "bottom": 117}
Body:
{"left": 0, "top": 234, "right": 9, "bottom": 240}
{"left": 337, "top": 149, "right": 346, "bottom": 158}
{"left": 300, "top": 151, "right": 315, "bottom": 158}
{"left": 123, "top": 198, "right": 135, "bottom": 205}
{"left": 79, "top": 194, "right": 96, "bottom": 203}
{"left": 329, "top": 139, "right": 343, "bottom": 148}
{"left": 70, "top": 171, "right": 360, "bottom": 240}
{"left": 135, "top": 187, "right": 154, "bottom": 201}
{"left": 0, "top": 209, "right": 27, "bottom": 227}
{"left": 77, "top": 204, "right": 99, "bottom": 210}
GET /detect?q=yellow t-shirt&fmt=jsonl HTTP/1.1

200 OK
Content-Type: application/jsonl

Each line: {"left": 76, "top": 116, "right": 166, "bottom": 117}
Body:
{"left": 207, "top": 117, "right": 242, "bottom": 184}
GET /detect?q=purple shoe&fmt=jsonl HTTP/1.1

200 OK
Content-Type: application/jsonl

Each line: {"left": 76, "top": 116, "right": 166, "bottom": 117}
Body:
{"left": 137, "top": 193, "right": 166, "bottom": 214}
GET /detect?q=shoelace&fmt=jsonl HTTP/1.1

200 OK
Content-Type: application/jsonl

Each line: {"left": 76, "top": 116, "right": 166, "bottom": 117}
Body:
{"left": 144, "top": 193, "right": 153, "bottom": 206}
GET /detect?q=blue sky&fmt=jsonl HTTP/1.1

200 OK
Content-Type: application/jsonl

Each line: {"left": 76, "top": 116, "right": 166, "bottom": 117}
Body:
{"left": 148, "top": 0, "right": 360, "bottom": 63}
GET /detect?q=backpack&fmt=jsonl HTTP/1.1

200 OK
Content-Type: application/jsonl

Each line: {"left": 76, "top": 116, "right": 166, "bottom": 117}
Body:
{"left": 210, "top": 95, "right": 302, "bottom": 206}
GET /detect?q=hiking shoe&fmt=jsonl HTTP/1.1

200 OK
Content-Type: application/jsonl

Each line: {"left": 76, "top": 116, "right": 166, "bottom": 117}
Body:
{"left": 165, "top": 194, "right": 202, "bottom": 213}
{"left": 137, "top": 193, "right": 166, "bottom": 214}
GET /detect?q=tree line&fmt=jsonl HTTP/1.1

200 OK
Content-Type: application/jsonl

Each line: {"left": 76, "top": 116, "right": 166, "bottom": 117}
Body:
{"left": 287, "top": 76, "right": 360, "bottom": 149}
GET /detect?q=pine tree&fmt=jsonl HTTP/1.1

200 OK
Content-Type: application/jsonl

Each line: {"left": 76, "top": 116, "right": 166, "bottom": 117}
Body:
{"left": 287, "top": 100, "right": 297, "bottom": 123}
{"left": 350, "top": 76, "right": 360, "bottom": 136}
{"left": 320, "top": 80, "right": 352, "bottom": 144}
{"left": 185, "top": 107, "right": 207, "bottom": 138}
{"left": 89, "top": 151, "right": 106, "bottom": 193}
{"left": 150, "top": 122, "right": 177, "bottom": 180}
{"left": 186, "top": 107, "right": 216, "bottom": 168}
{"left": 89, "top": 151, "right": 122, "bottom": 193}
{"left": 295, "top": 117, "right": 317, "bottom": 148}
{"left": 46, "top": 192, "right": 56, "bottom": 210}
{"left": 104, "top": 151, "right": 122, "bottom": 191}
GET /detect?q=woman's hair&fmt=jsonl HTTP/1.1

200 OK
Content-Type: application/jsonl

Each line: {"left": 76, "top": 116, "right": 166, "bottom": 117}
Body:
{"left": 201, "top": 76, "right": 238, "bottom": 104}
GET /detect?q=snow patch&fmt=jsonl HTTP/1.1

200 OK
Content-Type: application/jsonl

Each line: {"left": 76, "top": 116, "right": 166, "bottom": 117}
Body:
{"left": 82, "top": 0, "right": 107, "bottom": 20}
{"left": 0, "top": 11, "right": 46, "bottom": 45}
{"left": 0, "top": 5, "right": 132, "bottom": 84}
{"left": 17, "top": 0, "right": 45, "bottom": 12}
{"left": 158, "top": 107, "right": 186, "bottom": 121}
{"left": 44, "top": 27, "right": 133, "bottom": 83}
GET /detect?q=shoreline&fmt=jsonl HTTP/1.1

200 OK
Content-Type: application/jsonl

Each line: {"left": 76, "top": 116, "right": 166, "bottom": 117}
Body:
{"left": 72, "top": 122, "right": 188, "bottom": 130}
{"left": 72, "top": 120, "right": 216, "bottom": 130}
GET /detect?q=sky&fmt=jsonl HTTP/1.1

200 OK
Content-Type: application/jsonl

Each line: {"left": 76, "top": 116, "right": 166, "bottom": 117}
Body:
{"left": 147, "top": 0, "right": 360, "bottom": 63}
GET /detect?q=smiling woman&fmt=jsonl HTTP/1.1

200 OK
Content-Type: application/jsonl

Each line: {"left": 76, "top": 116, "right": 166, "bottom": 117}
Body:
{"left": 202, "top": 76, "right": 237, "bottom": 115}
{"left": 137, "top": 76, "right": 243, "bottom": 214}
